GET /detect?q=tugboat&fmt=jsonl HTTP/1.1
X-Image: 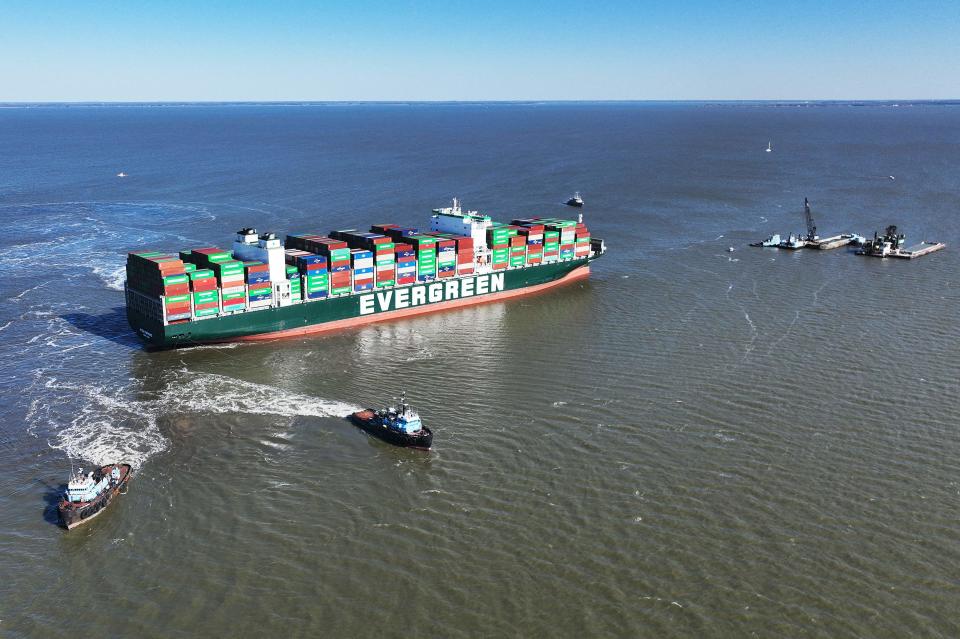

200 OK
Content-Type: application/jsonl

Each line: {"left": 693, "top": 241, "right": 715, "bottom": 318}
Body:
{"left": 57, "top": 463, "right": 132, "bottom": 530}
{"left": 349, "top": 394, "right": 433, "bottom": 450}
{"left": 565, "top": 191, "right": 584, "bottom": 207}
{"left": 750, "top": 233, "right": 782, "bottom": 247}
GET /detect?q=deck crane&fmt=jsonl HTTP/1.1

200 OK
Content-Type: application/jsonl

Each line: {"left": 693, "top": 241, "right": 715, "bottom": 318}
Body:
{"left": 802, "top": 198, "right": 819, "bottom": 241}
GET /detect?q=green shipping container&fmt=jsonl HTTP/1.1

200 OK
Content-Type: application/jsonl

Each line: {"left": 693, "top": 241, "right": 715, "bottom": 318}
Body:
{"left": 190, "top": 269, "right": 214, "bottom": 280}
{"left": 375, "top": 280, "right": 395, "bottom": 288}
{"left": 194, "top": 307, "right": 219, "bottom": 317}
{"left": 204, "top": 252, "right": 233, "bottom": 263}
{"left": 163, "top": 274, "right": 189, "bottom": 286}
{"left": 221, "top": 291, "right": 245, "bottom": 301}
{"left": 164, "top": 294, "right": 190, "bottom": 304}
{"left": 331, "top": 286, "right": 351, "bottom": 295}
{"left": 193, "top": 291, "right": 218, "bottom": 303}
{"left": 183, "top": 263, "right": 197, "bottom": 273}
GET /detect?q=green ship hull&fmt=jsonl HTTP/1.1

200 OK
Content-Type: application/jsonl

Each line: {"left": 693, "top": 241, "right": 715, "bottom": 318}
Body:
{"left": 127, "top": 258, "right": 593, "bottom": 348}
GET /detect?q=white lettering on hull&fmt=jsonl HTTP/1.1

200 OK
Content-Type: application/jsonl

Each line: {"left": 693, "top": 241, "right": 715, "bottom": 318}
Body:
{"left": 359, "top": 272, "right": 507, "bottom": 315}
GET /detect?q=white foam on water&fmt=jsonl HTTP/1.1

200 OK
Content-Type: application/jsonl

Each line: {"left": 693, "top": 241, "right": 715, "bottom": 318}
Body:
{"left": 91, "top": 261, "right": 126, "bottom": 291}
{"left": 28, "top": 370, "right": 360, "bottom": 471}
{"left": 28, "top": 377, "right": 168, "bottom": 470}
{"left": 163, "top": 371, "right": 363, "bottom": 419}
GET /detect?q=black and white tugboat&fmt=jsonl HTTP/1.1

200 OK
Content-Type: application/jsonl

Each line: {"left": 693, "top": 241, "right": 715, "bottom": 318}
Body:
{"left": 57, "top": 463, "right": 132, "bottom": 530}
{"left": 349, "top": 394, "right": 433, "bottom": 450}
{"left": 565, "top": 191, "right": 584, "bottom": 207}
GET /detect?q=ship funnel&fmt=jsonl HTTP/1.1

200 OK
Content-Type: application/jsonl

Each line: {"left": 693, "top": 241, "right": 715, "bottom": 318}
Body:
{"left": 237, "top": 228, "right": 259, "bottom": 244}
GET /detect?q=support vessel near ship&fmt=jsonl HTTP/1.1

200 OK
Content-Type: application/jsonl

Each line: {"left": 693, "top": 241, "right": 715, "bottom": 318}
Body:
{"left": 350, "top": 394, "right": 433, "bottom": 450}
{"left": 58, "top": 463, "right": 132, "bottom": 530}
{"left": 125, "top": 200, "right": 606, "bottom": 348}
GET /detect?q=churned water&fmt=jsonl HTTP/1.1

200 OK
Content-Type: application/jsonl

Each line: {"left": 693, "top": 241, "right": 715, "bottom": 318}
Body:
{"left": 1, "top": 103, "right": 959, "bottom": 637}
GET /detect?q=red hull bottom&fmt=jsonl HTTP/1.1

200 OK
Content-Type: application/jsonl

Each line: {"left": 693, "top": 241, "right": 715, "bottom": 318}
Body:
{"left": 232, "top": 264, "right": 590, "bottom": 343}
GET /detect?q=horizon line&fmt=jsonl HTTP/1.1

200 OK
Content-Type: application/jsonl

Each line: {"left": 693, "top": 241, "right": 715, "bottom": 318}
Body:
{"left": 1, "top": 99, "right": 959, "bottom": 106}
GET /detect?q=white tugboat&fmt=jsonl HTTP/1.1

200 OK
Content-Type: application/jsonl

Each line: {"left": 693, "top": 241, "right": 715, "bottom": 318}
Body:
{"left": 58, "top": 463, "right": 132, "bottom": 530}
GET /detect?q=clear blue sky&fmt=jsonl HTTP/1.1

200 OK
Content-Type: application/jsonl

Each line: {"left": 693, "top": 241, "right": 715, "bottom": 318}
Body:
{"left": 1, "top": 0, "right": 958, "bottom": 101}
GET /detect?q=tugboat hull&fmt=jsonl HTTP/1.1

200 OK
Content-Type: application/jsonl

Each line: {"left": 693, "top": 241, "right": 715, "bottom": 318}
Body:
{"left": 350, "top": 410, "right": 433, "bottom": 450}
{"left": 58, "top": 464, "right": 132, "bottom": 530}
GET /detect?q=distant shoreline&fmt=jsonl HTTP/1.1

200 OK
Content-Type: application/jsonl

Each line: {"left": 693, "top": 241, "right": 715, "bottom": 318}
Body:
{"left": 1, "top": 99, "right": 959, "bottom": 109}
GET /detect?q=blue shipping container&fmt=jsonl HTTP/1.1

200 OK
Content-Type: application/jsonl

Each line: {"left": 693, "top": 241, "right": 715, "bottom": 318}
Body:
{"left": 297, "top": 254, "right": 327, "bottom": 267}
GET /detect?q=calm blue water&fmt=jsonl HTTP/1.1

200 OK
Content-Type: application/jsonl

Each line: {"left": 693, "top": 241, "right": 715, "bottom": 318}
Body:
{"left": 1, "top": 102, "right": 959, "bottom": 637}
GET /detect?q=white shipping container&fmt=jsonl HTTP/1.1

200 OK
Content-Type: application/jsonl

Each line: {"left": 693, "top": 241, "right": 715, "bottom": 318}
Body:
{"left": 221, "top": 285, "right": 246, "bottom": 295}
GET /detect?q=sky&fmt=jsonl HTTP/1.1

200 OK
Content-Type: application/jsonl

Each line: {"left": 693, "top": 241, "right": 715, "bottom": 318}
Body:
{"left": 1, "top": 0, "right": 958, "bottom": 101}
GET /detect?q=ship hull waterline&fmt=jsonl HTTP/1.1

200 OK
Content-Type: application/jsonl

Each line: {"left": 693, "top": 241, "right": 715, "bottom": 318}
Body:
{"left": 128, "top": 258, "right": 593, "bottom": 349}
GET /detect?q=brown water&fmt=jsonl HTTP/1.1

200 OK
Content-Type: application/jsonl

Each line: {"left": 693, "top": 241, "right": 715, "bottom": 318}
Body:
{"left": 1, "top": 103, "right": 959, "bottom": 637}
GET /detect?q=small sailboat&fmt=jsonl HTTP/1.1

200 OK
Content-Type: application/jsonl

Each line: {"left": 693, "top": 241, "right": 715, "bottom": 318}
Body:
{"left": 765, "top": 142, "right": 772, "bottom": 153}
{"left": 116, "top": 172, "right": 128, "bottom": 178}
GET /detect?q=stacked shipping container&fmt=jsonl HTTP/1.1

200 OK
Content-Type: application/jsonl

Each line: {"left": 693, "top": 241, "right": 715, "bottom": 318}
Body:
{"left": 126, "top": 252, "right": 192, "bottom": 322}
{"left": 351, "top": 249, "right": 374, "bottom": 292}
{"left": 394, "top": 242, "right": 417, "bottom": 285}
{"left": 125, "top": 212, "right": 594, "bottom": 327}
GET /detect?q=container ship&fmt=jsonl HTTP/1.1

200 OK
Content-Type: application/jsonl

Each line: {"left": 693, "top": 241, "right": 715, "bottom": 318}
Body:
{"left": 124, "top": 199, "right": 606, "bottom": 348}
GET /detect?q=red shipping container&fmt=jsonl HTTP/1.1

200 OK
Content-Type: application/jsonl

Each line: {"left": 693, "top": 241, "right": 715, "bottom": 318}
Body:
{"left": 492, "top": 262, "right": 507, "bottom": 270}
{"left": 162, "top": 283, "right": 191, "bottom": 296}
{"left": 194, "top": 301, "right": 219, "bottom": 310}
{"left": 509, "top": 236, "right": 525, "bottom": 248}
{"left": 191, "top": 278, "right": 217, "bottom": 292}
{"left": 397, "top": 276, "right": 416, "bottom": 285}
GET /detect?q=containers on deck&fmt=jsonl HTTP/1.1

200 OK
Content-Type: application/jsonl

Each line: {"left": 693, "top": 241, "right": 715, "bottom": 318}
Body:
{"left": 125, "top": 211, "right": 593, "bottom": 328}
